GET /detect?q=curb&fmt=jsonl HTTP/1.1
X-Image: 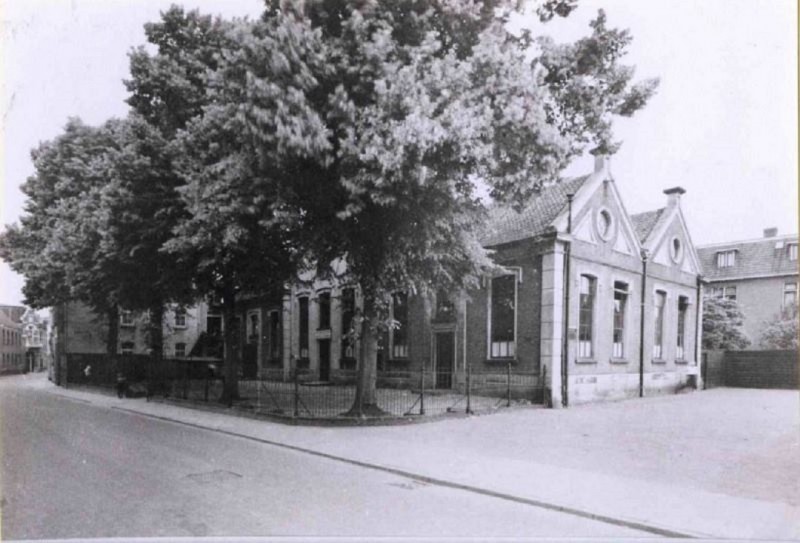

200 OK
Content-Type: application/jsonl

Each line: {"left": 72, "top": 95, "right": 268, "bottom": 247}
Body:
{"left": 111, "top": 404, "right": 700, "bottom": 539}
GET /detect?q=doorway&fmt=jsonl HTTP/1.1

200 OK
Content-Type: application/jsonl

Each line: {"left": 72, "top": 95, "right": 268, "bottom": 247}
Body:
{"left": 435, "top": 332, "right": 455, "bottom": 389}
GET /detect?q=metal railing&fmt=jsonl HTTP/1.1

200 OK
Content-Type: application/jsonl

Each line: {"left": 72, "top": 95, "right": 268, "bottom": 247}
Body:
{"left": 65, "top": 354, "right": 542, "bottom": 420}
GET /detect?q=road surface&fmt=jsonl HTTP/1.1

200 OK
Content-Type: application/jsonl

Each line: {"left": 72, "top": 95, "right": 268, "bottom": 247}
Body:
{"left": 0, "top": 375, "right": 647, "bottom": 539}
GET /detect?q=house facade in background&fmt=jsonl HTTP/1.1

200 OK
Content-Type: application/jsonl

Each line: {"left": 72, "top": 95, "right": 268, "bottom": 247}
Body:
{"left": 697, "top": 229, "right": 799, "bottom": 347}
{"left": 51, "top": 301, "right": 212, "bottom": 383}
{"left": 20, "top": 307, "right": 52, "bottom": 372}
{"left": 0, "top": 305, "right": 26, "bottom": 374}
{"left": 235, "top": 158, "right": 704, "bottom": 406}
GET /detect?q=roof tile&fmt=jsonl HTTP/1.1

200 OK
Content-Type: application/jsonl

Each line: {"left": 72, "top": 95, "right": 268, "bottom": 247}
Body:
{"left": 697, "top": 236, "right": 799, "bottom": 280}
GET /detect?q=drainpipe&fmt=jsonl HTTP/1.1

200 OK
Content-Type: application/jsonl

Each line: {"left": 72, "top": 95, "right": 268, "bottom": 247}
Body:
{"left": 560, "top": 194, "right": 575, "bottom": 408}
{"left": 638, "top": 250, "right": 649, "bottom": 397}
{"left": 695, "top": 275, "right": 703, "bottom": 386}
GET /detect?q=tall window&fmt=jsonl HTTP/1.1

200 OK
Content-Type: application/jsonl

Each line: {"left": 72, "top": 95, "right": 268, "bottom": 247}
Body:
{"left": 789, "top": 243, "right": 798, "bottom": 261}
{"left": 435, "top": 291, "right": 455, "bottom": 322}
{"left": 391, "top": 292, "right": 409, "bottom": 359}
{"left": 578, "top": 275, "right": 596, "bottom": 358}
{"left": 784, "top": 282, "right": 797, "bottom": 308}
{"left": 174, "top": 342, "right": 186, "bottom": 358}
{"left": 247, "top": 312, "right": 259, "bottom": 343}
{"left": 612, "top": 282, "right": 628, "bottom": 358}
{"left": 174, "top": 307, "right": 186, "bottom": 328}
{"left": 716, "top": 250, "right": 736, "bottom": 268}
{"left": 268, "top": 311, "right": 281, "bottom": 360}
{"left": 488, "top": 275, "right": 515, "bottom": 358}
{"left": 676, "top": 296, "right": 688, "bottom": 360}
{"left": 653, "top": 291, "right": 666, "bottom": 359}
{"left": 340, "top": 288, "right": 356, "bottom": 360}
{"left": 120, "top": 310, "right": 135, "bottom": 327}
{"left": 318, "top": 292, "right": 331, "bottom": 330}
{"left": 299, "top": 296, "right": 309, "bottom": 358}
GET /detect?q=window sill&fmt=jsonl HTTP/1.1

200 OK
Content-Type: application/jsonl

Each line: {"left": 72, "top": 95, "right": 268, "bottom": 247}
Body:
{"left": 485, "top": 358, "right": 517, "bottom": 365}
{"left": 651, "top": 359, "right": 667, "bottom": 365}
{"left": 576, "top": 358, "right": 597, "bottom": 365}
{"left": 675, "top": 359, "right": 688, "bottom": 365}
{"left": 609, "top": 358, "right": 628, "bottom": 365}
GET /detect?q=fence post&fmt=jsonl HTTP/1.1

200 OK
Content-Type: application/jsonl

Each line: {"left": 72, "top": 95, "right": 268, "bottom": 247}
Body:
{"left": 293, "top": 367, "right": 300, "bottom": 418}
{"left": 204, "top": 367, "right": 210, "bottom": 402}
{"left": 506, "top": 360, "right": 511, "bottom": 408}
{"left": 146, "top": 357, "right": 151, "bottom": 402}
{"left": 466, "top": 362, "right": 473, "bottom": 414}
{"left": 419, "top": 359, "right": 426, "bottom": 415}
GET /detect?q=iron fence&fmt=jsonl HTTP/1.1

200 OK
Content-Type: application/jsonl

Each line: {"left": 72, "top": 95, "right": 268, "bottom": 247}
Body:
{"left": 65, "top": 354, "right": 542, "bottom": 419}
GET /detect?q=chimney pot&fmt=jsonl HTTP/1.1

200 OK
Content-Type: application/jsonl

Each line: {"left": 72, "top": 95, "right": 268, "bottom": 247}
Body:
{"left": 663, "top": 186, "right": 686, "bottom": 207}
{"left": 763, "top": 227, "right": 778, "bottom": 238}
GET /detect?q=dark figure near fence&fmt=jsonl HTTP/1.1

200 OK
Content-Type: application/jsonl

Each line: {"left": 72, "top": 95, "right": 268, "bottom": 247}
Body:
{"left": 116, "top": 372, "right": 128, "bottom": 399}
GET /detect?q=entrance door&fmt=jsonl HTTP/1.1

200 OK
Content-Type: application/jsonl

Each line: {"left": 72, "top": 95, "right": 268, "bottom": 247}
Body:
{"left": 435, "top": 332, "right": 455, "bottom": 389}
{"left": 318, "top": 339, "right": 331, "bottom": 381}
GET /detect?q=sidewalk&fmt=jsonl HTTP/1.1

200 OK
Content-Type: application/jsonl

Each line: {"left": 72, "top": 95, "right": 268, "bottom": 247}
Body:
{"left": 31, "top": 375, "right": 800, "bottom": 540}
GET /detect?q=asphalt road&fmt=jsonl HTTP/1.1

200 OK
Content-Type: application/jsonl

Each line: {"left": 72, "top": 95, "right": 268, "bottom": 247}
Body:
{"left": 0, "top": 376, "right": 647, "bottom": 539}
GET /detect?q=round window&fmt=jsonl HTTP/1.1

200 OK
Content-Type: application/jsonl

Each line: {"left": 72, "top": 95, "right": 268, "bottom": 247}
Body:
{"left": 596, "top": 209, "right": 613, "bottom": 240}
{"left": 670, "top": 237, "right": 683, "bottom": 263}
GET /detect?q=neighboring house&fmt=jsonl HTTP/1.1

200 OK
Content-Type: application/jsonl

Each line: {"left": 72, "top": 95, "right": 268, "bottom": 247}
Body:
{"left": 51, "top": 301, "right": 211, "bottom": 383}
{"left": 20, "top": 307, "right": 51, "bottom": 372}
{"left": 234, "top": 158, "right": 703, "bottom": 406}
{"left": 697, "top": 229, "right": 799, "bottom": 347}
{"left": 0, "top": 307, "right": 26, "bottom": 374}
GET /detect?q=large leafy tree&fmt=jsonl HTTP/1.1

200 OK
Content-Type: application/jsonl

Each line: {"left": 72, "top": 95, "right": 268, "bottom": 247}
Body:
{"left": 0, "top": 119, "right": 125, "bottom": 356}
{"left": 702, "top": 297, "right": 751, "bottom": 350}
{"left": 199, "top": 0, "right": 658, "bottom": 415}
{"left": 758, "top": 304, "right": 798, "bottom": 350}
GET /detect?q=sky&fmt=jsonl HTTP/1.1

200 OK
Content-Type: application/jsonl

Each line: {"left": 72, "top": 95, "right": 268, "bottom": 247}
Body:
{"left": 1, "top": 0, "right": 797, "bottom": 307}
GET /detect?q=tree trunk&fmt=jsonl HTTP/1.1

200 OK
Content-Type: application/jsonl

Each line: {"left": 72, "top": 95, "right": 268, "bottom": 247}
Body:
{"left": 347, "top": 297, "right": 386, "bottom": 417}
{"left": 106, "top": 305, "right": 119, "bottom": 359}
{"left": 220, "top": 280, "right": 240, "bottom": 404}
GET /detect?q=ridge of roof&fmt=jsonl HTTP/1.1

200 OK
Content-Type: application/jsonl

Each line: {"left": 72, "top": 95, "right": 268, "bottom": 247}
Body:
{"left": 697, "top": 234, "right": 798, "bottom": 250}
{"left": 480, "top": 175, "right": 591, "bottom": 247}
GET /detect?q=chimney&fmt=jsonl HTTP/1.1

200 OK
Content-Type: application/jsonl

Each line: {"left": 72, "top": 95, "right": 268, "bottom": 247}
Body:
{"left": 663, "top": 186, "right": 686, "bottom": 208}
{"left": 593, "top": 154, "right": 610, "bottom": 176}
{"left": 763, "top": 227, "right": 778, "bottom": 238}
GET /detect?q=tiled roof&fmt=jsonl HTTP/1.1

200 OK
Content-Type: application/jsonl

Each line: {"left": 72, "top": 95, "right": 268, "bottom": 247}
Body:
{"left": 630, "top": 208, "right": 666, "bottom": 243}
{"left": 480, "top": 175, "right": 590, "bottom": 247}
{"left": 697, "top": 235, "right": 799, "bottom": 280}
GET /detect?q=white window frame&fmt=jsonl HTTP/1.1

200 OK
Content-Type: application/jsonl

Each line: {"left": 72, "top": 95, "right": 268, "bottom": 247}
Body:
{"left": 612, "top": 281, "right": 629, "bottom": 359}
{"left": 174, "top": 342, "right": 186, "bottom": 358}
{"left": 390, "top": 292, "right": 409, "bottom": 359}
{"left": 120, "top": 310, "right": 135, "bottom": 327}
{"left": 716, "top": 250, "right": 736, "bottom": 268}
{"left": 246, "top": 309, "right": 261, "bottom": 345}
{"left": 174, "top": 307, "right": 187, "bottom": 328}
{"left": 783, "top": 282, "right": 798, "bottom": 308}
{"left": 487, "top": 272, "right": 519, "bottom": 359}
{"left": 676, "top": 296, "right": 689, "bottom": 361}
{"left": 577, "top": 274, "right": 597, "bottom": 359}
{"left": 120, "top": 341, "right": 135, "bottom": 355}
{"left": 789, "top": 243, "right": 798, "bottom": 261}
{"left": 653, "top": 290, "right": 667, "bottom": 360}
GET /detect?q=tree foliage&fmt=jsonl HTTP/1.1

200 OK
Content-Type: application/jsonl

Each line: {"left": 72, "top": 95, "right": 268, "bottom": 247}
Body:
{"left": 702, "top": 297, "right": 750, "bottom": 351}
{"left": 758, "top": 304, "right": 798, "bottom": 350}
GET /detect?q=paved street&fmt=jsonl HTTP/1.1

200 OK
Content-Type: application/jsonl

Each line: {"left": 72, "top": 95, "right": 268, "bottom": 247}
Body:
{"left": 0, "top": 375, "right": 645, "bottom": 539}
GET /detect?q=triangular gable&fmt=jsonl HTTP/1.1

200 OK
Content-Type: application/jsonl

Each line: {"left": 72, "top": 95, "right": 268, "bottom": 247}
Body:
{"left": 572, "top": 212, "right": 597, "bottom": 244}
{"left": 646, "top": 207, "right": 701, "bottom": 275}
{"left": 551, "top": 160, "right": 643, "bottom": 256}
